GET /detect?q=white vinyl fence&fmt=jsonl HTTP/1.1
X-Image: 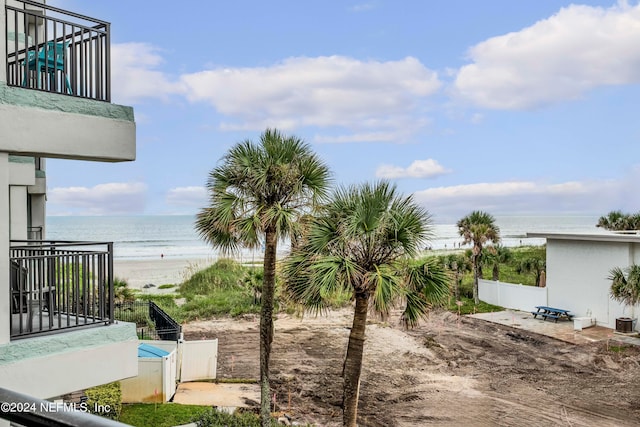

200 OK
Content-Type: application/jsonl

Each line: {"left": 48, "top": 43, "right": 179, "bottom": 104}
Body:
{"left": 479, "top": 279, "right": 547, "bottom": 312}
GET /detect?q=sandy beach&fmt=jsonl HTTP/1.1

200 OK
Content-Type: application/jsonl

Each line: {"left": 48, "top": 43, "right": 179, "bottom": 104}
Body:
{"left": 113, "top": 257, "right": 217, "bottom": 290}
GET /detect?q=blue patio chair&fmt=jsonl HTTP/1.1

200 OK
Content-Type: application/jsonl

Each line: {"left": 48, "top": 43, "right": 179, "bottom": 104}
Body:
{"left": 22, "top": 41, "right": 73, "bottom": 94}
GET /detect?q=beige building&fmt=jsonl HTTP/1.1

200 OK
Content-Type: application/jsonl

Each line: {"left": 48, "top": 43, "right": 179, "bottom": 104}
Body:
{"left": 0, "top": 0, "right": 138, "bottom": 420}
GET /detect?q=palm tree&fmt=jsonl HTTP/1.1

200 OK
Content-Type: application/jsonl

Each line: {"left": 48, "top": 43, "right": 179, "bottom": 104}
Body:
{"left": 597, "top": 210, "right": 626, "bottom": 230}
{"left": 195, "top": 128, "right": 331, "bottom": 426}
{"left": 609, "top": 265, "right": 640, "bottom": 318}
{"left": 282, "top": 181, "right": 449, "bottom": 427}
{"left": 483, "top": 245, "right": 512, "bottom": 281}
{"left": 441, "top": 253, "right": 472, "bottom": 301}
{"left": 515, "top": 257, "right": 546, "bottom": 287}
{"left": 456, "top": 211, "right": 500, "bottom": 304}
{"left": 597, "top": 210, "right": 640, "bottom": 231}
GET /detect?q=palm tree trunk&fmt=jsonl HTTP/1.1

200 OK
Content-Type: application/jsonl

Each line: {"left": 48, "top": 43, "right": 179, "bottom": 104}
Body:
{"left": 454, "top": 270, "right": 460, "bottom": 301}
{"left": 473, "top": 254, "right": 480, "bottom": 304}
{"left": 343, "top": 292, "right": 369, "bottom": 427}
{"left": 260, "top": 227, "right": 277, "bottom": 427}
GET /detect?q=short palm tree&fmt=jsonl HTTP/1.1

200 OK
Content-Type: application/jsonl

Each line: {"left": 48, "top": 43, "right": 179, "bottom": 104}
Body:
{"left": 483, "top": 245, "right": 512, "bottom": 281}
{"left": 609, "top": 265, "right": 640, "bottom": 318}
{"left": 195, "top": 128, "right": 330, "bottom": 426}
{"left": 515, "top": 257, "right": 546, "bottom": 287}
{"left": 457, "top": 211, "right": 500, "bottom": 304}
{"left": 597, "top": 210, "right": 640, "bottom": 231}
{"left": 283, "top": 181, "right": 449, "bottom": 427}
{"left": 441, "top": 253, "right": 472, "bottom": 301}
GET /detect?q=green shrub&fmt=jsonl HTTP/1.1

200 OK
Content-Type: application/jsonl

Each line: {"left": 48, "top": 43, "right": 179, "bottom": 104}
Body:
{"left": 120, "top": 403, "right": 210, "bottom": 427}
{"left": 193, "top": 408, "right": 279, "bottom": 427}
{"left": 85, "top": 381, "right": 121, "bottom": 420}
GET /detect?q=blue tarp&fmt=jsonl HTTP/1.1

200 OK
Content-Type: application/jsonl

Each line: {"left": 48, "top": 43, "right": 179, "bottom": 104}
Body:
{"left": 138, "top": 343, "right": 170, "bottom": 358}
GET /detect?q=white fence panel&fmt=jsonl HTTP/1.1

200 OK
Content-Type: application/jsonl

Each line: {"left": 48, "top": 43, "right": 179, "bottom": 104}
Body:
{"left": 479, "top": 279, "right": 547, "bottom": 312}
{"left": 180, "top": 339, "right": 218, "bottom": 382}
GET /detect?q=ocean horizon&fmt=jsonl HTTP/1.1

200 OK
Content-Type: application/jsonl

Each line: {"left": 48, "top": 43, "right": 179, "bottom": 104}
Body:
{"left": 45, "top": 214, "right": 604, "bottom": 261}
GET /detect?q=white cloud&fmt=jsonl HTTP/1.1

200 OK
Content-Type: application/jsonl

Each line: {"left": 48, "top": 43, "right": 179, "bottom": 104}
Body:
{"left": 349, "top": 3, "right": 376, "bottom": 12}
{"left": 180, "top": 56, "right": 440, "bottom": 139}
{"left": 454, "top": 2, "right": 640, "bottom": 109}
{"left": 413, "top": 173, "right": 640, "bottom": 220}
{"left": 48, "top": 182, "right": 147, "bottom": 215}
{"left": 111, "top": 43, "right": 184, "bottom": 104}
{"left": 166, "top": 186, "right": 207, "bottom": 207}
{"left": 376, "top": 159, "right": 452, "bottom": 179}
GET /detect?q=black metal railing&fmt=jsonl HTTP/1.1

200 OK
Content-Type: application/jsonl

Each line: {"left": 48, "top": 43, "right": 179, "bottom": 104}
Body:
{"left": 5, "top": 0, "right": 111, "bottom": 101}
{"left": 0, "top": 387, "right": 130, "bottom": 427}
{"left": 10, "top": 240, "right": 114, "bottom": 339}
{"left": 114, "top": 300, "right": 182, "bottom": 342}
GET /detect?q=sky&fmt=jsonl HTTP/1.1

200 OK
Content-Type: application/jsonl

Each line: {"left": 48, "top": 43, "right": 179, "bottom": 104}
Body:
{"left": 44, "top": 0, "right": 640, "bottom": 222}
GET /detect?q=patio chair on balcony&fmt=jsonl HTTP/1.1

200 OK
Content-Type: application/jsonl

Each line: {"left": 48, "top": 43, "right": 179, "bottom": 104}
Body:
{"left": 10, "top": 260, "right": 56, "bottom": 315}
{"left": 22, "top": 41, "right": 73, "bottom": 95}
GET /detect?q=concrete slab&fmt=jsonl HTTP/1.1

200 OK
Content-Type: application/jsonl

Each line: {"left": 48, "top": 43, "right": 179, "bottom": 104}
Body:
{"left": 173, "top": 382, "right": 260, "bottom": 408}
{"left": 469, "top": 309, "right": 640, "bottom": 346}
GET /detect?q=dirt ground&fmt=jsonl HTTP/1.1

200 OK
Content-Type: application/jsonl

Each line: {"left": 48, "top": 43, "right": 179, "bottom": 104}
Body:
{"left": 183, "top": 308, "right": 640, "bottom": 426}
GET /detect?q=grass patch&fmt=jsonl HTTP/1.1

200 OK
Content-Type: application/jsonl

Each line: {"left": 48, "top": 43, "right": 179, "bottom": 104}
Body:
{"left": 119, "top": 403, "right": 210, "bottom": 427}
{"left": 158, "top": 284, "right": 176, "bottom": 290}
{"left": 446, "top": 295, "right": 503, "bottom": 315}
{"left": 608, "top": 344, "right": 630, "bottom": 353}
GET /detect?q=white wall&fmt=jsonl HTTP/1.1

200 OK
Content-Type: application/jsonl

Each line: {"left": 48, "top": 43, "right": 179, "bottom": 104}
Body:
{"left": 9, "top": 186, "right": 27, "bottom": 240}
{"left": 479, "top": 279, "right": 547, "bottom": 312}
{"left": 0, "top": 105, "right": 135, "bottom": 162}
{"left": 0, "top": 153, "right": 10, "bottom": 344}
{"left": 546, "top": 239, "right": 639, "bottom": 328}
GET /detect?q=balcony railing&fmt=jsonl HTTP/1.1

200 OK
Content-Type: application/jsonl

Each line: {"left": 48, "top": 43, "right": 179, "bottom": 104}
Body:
{"left": 10, "top": 240, "right": 114, "bottom": 339}
{"left": 5, "top": 0, "right": 111, "bottom": 101}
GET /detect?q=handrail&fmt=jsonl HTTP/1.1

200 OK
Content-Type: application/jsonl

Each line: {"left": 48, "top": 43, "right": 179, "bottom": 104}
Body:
{"left": 16, "top": 0, "right": 109, "bottom": 26}
{"left": 5, "top": 0, "right": 111, "bottom": 101}
{"left": 0, "top": 387, "right": 130, "bottom": 427}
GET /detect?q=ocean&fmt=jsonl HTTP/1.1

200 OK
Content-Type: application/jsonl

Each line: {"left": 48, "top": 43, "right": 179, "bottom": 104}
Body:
{"left": 45, "top": 214, "right": 604, "bottom": 261}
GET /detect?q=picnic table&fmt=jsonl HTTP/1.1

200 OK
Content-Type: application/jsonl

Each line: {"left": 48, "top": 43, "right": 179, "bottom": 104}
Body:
{"left": 531, "top": 306, "right": 573, "bottom": 323}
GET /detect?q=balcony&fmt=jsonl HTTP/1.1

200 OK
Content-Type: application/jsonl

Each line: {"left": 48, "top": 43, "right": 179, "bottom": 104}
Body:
{"left": 5, "top": 0, "right": 110, "bottom": 102}
{"left": 10, "top": 240, "right": 114, "bottom": 339}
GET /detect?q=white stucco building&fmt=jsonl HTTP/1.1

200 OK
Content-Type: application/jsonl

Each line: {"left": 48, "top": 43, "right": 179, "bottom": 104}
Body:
{"left": 528, "top": 232, "right": 640, "bottom": 331}
{"left": 0, "top": 0, "right": 138, "bottom": 418}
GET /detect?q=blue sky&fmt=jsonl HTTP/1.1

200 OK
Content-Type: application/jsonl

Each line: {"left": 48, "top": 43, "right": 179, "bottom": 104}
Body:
{"left": 45, "top": 0, "right": 640, "bottom": 222}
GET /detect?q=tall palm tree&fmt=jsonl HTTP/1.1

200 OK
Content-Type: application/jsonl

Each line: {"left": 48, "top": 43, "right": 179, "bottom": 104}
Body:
{"left": 283, "top": 181, "right": 449, "bottom": 427}
{"left": 456, "top": 211, "right": 500, "bottom": 304}
{"left": 195, "top": 128, "right": 330, "bottom": 426}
